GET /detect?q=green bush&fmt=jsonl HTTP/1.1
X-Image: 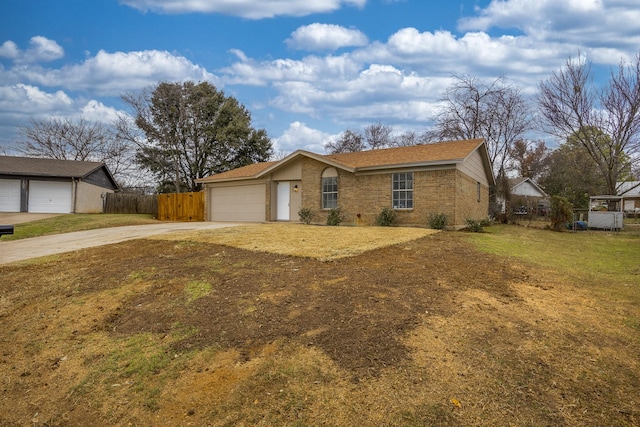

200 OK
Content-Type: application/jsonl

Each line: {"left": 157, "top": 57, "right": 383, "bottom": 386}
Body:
{"left": 298, "top": 208, "right": 314, "bottom": 225}
{"left": 375, "top": 207, "right": 397, "bottom": 226}
{"left": 427, "top": 212, "right": 449, "bottom": 230}
{"left": 465, "top": 218, "right": 484, "bottom": 232}
{"left": 550, "top": 195, "right": 573, "bottom": 231}
{"left": 326, "top": 207, "right": 344, "bottom": 226}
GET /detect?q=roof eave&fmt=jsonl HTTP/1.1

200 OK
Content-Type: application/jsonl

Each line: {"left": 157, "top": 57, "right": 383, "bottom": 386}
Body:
{"left": 469, "top": 140, "right": 495, "bottom": 186}
{"left": 355, "top": 159, "right": 463, "bottom": 173}
{"left": 198, "top": 175, "right": 267, "bottom": 184}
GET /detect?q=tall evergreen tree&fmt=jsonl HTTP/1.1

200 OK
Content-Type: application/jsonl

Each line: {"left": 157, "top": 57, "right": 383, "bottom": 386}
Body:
{"left": 122, "top": 81, "right": 272, "bottom": 192}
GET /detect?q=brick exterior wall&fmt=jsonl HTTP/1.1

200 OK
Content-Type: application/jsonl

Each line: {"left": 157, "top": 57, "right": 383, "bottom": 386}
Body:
{"left": 455, "top": 172, "right": 490, "bottom": 226}
{"left": 299, "top": 157, "right": 489, "bottom": 228}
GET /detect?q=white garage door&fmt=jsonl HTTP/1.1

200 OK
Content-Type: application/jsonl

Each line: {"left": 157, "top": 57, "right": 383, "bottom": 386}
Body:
{"left": 0, "top": 179, "right": 21, "bottom": 212}
{"left": 29, "top": 180, "right": 72, "bottom": 213}
{"left": 210, "top": 184, "right": 265, "bottom": 222}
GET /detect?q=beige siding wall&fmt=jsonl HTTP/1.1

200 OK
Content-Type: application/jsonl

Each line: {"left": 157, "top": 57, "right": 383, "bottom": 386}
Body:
{"left": 458, "top": 150, "right": 491, "bottom": 186}
{"left": 272, "top": 159, "right": 302, "bottom": 181}
{"left": 299, "top": 157, "right": 489, "bottom": 227}
{"left": 75, "top": 181, "right": 111, "bottom": 213}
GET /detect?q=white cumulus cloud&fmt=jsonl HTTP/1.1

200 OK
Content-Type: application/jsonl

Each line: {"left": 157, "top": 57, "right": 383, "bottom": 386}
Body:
{"left": 286, "top": 23, "right": 368, "bottom": 51}
{"left": 272, "top": 121, "right": 335, "bottom": 153}
{"left": 222, "top": 50, "right": 362, "bottom": 86}
{"left": 458, "top": 0, "right": 640, "bottom": 56}
{"left": 13, "top": 49, "right": 219, "bottom": 95}
{"left": 0, "top": 36, "right": 64, "bottom": 63}
{"left": 80, "top": 100, "right": 123, "bottom": 124}
{"left": 0, "top": 84, "right": 72, "bottom": 114}
{"left": 0, "top": 41, "right": 19, "bottom": 59}
{"left": 120, "top": 0, "right": 367, "bottom": 19}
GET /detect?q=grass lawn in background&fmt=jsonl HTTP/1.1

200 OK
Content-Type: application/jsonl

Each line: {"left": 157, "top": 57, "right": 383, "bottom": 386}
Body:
{"left": 2, "top": 213, "right": 159, "bottom": 240}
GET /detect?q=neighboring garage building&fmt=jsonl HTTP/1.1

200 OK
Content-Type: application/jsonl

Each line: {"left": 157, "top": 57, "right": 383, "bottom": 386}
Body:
{"left": 197, "top": 138, "right": 494, "bottom": 228}
{"left": 0, "top": 156, "right": 118, "bottom": 213}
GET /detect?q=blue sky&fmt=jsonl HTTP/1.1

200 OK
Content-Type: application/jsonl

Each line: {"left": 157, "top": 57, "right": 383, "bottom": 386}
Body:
{"left": 1, "top": 0, "right": 639, "bottom": 155}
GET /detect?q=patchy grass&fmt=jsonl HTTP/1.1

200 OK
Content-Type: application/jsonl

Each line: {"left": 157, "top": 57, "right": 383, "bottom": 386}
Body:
{"left": 185, "top": 280, "right": 212, "bottom": 303}
{"left": 151, "top": 222, "right": 438, "bottom": 260}
{"left": 1, "top": 223, "right": 639, "bottom": 426}
{"left": 3, "top": 213, "right": 158, "bottom": 240}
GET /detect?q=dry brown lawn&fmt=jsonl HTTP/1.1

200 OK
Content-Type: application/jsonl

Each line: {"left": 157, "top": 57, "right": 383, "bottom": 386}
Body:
{"left": 150, "top": 223, "right": 437, "bottom": 260}
{"left": 1, "top": 223, "right": 638, "bottom": 426}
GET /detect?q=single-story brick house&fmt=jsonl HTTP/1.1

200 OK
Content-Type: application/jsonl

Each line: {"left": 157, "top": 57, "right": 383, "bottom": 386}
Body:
{"left": 0, "top": 156, "right": 118, "bottom": 213}
{"left": 197, "top": 138, "right": 494, "bottom": 228}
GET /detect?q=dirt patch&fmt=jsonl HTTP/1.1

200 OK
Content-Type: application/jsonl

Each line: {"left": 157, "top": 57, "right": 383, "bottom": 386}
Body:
{"left": 1, "top": 230, "right": 638, "bottom": 426}
{"left": 100, "top": 234, "right": 518, "bottom": 379}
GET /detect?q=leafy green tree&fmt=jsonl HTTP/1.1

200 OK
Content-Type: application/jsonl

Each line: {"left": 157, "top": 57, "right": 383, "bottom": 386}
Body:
{"left": 549, "top": 195, "right": 573, "bottom": 231}
{"left": 509, "top": 139, "right": 550, "bottom": 181}
{"left": 122, "top": 81, "right": 272, "bottom": 192}
{"left": 540, "top": 135, "right": 607, "bottom": 209}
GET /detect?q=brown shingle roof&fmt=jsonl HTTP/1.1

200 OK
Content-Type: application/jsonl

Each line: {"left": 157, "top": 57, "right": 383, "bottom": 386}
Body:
{"left": 324, "top": 138, "right": 483, "bottom": 169}
{"left": 0, "top": 156, "right": 107, "bottom": 178}
{"left": 197, "top": 138, "right": 487, "bottom": 183}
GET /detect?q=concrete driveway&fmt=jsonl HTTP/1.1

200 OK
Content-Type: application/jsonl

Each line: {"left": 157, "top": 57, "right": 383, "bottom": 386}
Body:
{"left": 0, "top": 213, "right": 64, "bottom": 224}
{"left": 0, "top": 221, "right": 243, "bottom": 265}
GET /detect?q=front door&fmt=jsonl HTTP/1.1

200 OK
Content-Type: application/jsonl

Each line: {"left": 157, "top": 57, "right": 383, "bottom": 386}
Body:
{"left": 277, "top": 181, "right": 290, "bottom": 221}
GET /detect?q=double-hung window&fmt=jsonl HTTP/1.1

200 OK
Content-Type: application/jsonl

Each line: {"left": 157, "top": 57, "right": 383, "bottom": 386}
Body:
{"left": 322, "top": 168, "right": 338, "bottom": 209}
{"left": 392, "top": 172, "right": 413, "bottom": 209}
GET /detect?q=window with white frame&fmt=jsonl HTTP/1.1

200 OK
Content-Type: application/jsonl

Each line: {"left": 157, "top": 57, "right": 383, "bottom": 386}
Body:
{"left": 322, "top": 168, "right": 338, "bottom": 209}
{"left": 392, "top": 172, "right": 413, "bottom": 209}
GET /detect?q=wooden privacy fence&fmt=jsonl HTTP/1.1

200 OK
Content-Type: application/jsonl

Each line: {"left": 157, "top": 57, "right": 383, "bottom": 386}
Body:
{"left": 103, "top": 193, "right": 158, "bottom": 215}
{"left": 157, "top": 191, "right": 205, "bottom": 221}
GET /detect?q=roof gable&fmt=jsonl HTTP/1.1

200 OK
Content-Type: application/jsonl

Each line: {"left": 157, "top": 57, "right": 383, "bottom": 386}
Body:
{"left": 198, "top": 138, "right": 493, "bottom": 184}
{"left": 618, "top": 181, "right": 640, "bottom": 196}
{"left": 509, "top": 177, "right": 547, "bottom": 197}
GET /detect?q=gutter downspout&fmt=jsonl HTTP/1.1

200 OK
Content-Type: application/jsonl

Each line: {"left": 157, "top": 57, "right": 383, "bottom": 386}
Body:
{"left": 72, "top": 178, "right": 78, "bottom": 213}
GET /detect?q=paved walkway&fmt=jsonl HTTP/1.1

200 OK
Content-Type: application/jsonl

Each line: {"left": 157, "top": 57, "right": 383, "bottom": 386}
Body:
{"left": 0, "top": 222, "right": 242, "bottom": 265}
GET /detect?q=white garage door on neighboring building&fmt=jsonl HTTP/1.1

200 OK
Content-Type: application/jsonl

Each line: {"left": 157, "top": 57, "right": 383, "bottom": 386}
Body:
{"left": 28, "top": 180, "right": 72, "bottom": 213}
{"left": 0, "top": 179, "right": 21, "bottom": 212}
{"left": 210, "top": 184, "right": 265, "bottom": 222}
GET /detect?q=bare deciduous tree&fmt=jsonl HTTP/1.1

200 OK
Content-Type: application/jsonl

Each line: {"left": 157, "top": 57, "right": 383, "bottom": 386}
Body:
{"left": 326, "top": 123, "right": 434, "bottom": 154}
{"left": 537, "top": 53, "right": 640, "bottom": 194}
{"left": 19, "top": 117, "right": 135, "bottom": 186}
{"left": 364, "top": 123, "right": 393, "bottom": 149}
{"left": 325, "top": 129, "right": 366, "bottom": 153}
{"left": 391, "top": 130, "right": 421, "bottom": 147}
{"left": 434, "top": 75, "right": 532, "bottom": 175}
